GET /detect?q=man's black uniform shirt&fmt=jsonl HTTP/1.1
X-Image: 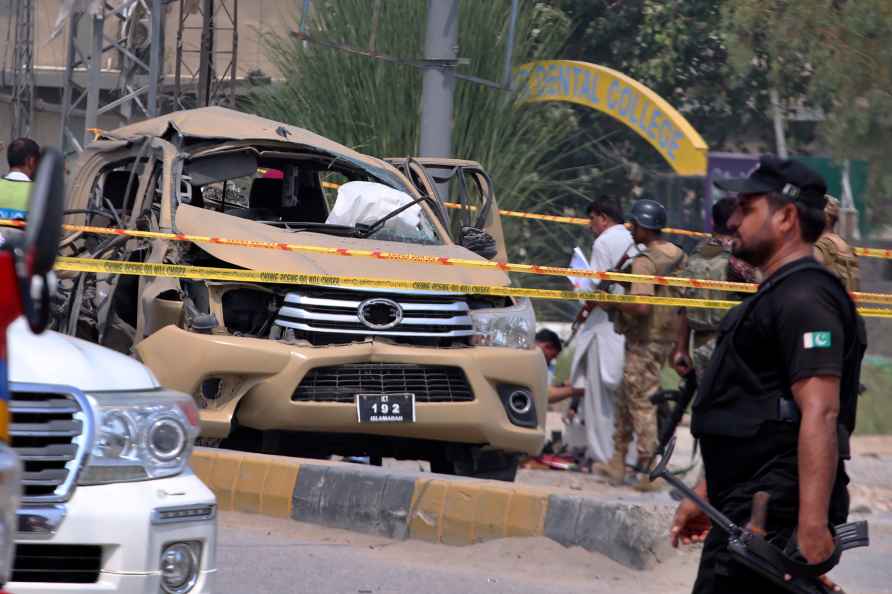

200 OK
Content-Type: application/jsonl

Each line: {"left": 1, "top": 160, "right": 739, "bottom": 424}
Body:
{"left": 693, "top": 257, "right": 862, "bottom": 524}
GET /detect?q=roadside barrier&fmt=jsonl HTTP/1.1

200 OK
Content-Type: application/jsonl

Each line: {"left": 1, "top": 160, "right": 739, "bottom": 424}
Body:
{"left": 54, "top": 256, "right": 892, "bottom": 319}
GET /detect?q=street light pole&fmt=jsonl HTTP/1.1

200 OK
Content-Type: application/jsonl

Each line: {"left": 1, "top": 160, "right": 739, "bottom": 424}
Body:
{"left": 418, "top": 0, "right": 459, "bottom": 159}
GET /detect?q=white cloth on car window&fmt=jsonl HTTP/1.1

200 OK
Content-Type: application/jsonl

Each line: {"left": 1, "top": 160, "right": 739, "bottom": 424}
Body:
{"left": 326, "top": 181, "right": 422, "bottom": 236}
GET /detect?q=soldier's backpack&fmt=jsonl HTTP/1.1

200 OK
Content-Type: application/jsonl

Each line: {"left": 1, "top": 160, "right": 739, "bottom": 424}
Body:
{"left": 815, "top": 232, "right": 860, "bottom": 292}
{"left": 682, "top": 241, "right": 732, "bottom": 333}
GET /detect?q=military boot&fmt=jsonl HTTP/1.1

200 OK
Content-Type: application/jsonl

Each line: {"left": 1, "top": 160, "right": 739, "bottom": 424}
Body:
{"left": 631, "top": 452, "right": 662, "bottom": 492}
{"left": 593, "top": 450, "right": 626, "bottom": 486}
{"left": 632, "top": 474, "right": 663, "bottom": 492}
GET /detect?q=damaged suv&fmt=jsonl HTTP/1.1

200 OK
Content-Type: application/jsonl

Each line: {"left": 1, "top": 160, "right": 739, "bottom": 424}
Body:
{"left": 58, "top": 107, "right": 546, "bottom": 480}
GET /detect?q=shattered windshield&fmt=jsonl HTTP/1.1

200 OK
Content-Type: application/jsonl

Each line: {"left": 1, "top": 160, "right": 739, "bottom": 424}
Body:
{"left": 180, "top": 151, "right": 442, "bottom": 245}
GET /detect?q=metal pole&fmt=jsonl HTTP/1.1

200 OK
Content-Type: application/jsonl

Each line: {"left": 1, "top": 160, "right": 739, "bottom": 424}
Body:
{"left": 197, "top": 0, "right": 214, "bottom": 107}
{"left": 147, "top": 0, "right": 163, "bottom": 116}
{"left": 418, "top": 0, "right": 459, "bottom": 159}
{"left": 299, "top": 0, "right": 311, "bottom": 34}
{"left": 501, "top": 0, "right": 519, "bottom": 88}
{"left": 11, "top": 0, "right": 35, "bottom": 139}
{"left": 229, "top": 0, "right": 238, "bottom": 107}
{"left": 770, "top": 89, "right": 788, "bottom": 159}
{"left": 174, "top": 0, "right": 186, "bottom": 109}
{"left": 841, "top": 159, "right": 858, "bottom": 240}
{"left": 59, "top": 16, "right": 80, "bottom": 150}
{"left": 84, "top": 13, "right": 105, "bottom": 147}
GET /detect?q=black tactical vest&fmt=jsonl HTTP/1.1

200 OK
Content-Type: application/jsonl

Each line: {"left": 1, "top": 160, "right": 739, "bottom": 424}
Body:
{"left": 691, "top": 260, "right": 865, "bottom": 458}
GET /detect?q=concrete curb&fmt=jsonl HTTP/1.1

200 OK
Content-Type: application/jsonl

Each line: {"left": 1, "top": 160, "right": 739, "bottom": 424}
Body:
{"left": 191, "top": 447, "right": 674, "bottom": 570}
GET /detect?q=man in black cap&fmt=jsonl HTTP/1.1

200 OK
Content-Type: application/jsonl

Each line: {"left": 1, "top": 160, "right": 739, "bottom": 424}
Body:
{"left": 669, "top": 156, "right": 866, "bottom": 593}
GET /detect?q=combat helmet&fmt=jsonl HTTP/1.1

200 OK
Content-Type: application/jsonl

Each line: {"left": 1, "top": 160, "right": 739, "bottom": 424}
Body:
{"left": 626, "top": 198, "right": 667, "bottom": 230}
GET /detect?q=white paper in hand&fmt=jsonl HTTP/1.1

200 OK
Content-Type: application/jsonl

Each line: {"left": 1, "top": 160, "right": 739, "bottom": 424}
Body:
{"left": 567, "top": 247, "right": 595, "bottom": 292}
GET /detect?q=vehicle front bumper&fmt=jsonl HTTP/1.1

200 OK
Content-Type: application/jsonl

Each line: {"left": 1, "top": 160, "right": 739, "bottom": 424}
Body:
{"left": 136, "top": 326, "right": 549, "bottom": 455}
{"left": 10, "top": 470, "right": 216, "bottom": 594}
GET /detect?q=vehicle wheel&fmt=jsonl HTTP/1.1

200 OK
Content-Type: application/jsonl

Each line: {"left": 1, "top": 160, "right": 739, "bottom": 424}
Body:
{"left": 428, "top": 452, "right": 455, "bottom": 475}
{"left": 219, "top": 425, "right": 263, "bottom": 453}
{"left": 431, "top": 447, "right": 519, "bottom": 482}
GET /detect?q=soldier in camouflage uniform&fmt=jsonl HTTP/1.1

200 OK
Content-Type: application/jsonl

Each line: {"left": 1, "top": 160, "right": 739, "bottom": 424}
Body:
{"left": 598, "top": 199, "right": 686, "bottom": 490}
{"left": 814, "top": 196, "right": 860, "bottom": 291}
{"left": 672, "top": 198, "right": 759, "bottom": 380}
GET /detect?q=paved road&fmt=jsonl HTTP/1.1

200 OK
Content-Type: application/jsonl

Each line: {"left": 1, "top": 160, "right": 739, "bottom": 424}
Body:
{"left": 216, "top": 511, "right": 892, "bottom": 594}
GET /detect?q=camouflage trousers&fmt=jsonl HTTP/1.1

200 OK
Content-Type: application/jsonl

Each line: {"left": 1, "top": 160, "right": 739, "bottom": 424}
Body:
{"left": 613, "top": 340, "right": 674, "bottom": 466}
{"left": 692, "top": 336, "right": 717, "bottom": 381}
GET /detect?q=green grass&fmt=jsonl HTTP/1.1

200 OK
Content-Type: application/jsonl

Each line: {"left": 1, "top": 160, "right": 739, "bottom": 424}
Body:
{"left": 856, "top": 359, "right": 892, "bottom": 435}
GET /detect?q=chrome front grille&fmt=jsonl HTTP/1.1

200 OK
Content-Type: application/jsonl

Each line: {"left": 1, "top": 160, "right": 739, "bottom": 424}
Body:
{"left": 273, "top": 286, "right": 474, "bottom": 343}
{"left": 9, "top": 384, "right": 94, "bottom": 504}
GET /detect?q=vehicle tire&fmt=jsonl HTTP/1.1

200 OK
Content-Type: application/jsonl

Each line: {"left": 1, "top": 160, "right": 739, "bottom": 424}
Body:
{"left": 428, "top": 452, "right": 455, "bottom": 476}
{"left": 219, "top": 425, "right": 264, "bottom": 453}
{"left": 431, "top": 447, "right": 519, "bottom": 482}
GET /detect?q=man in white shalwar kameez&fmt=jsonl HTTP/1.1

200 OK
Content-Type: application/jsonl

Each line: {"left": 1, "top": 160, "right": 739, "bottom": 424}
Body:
{"left": 564, "top": 197, "right": 636, "bottom": 464}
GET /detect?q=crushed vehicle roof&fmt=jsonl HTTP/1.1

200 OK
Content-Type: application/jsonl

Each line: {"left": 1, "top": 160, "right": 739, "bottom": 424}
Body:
{"left": 102, "top": 106, "right": 380, "bottom": 165}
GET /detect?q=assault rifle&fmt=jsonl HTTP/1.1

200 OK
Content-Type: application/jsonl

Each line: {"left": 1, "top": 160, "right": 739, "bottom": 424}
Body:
{"left": 650, "top": 437, "right": 869, "bottom": 594}
{"left": 649, "top": 369, "right": 698, "bottom": 458}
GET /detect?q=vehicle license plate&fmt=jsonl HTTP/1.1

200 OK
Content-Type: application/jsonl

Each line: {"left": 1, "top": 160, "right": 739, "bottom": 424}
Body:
{"left": 356, "top": 393, "right": 416, "bottom": 423}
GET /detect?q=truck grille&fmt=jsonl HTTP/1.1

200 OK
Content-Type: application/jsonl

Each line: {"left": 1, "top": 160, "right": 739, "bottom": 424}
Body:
{"left": 12, "top": 544, "right": 102, "bottom": 583}
{"left": 293, "top": 363, "right": 475, "bottom": 403}
{"left": 9, "top": 384, "right": 94, "bottom": 503}
{"left": 273, "top": 286, "right": 474, "bottom": 346}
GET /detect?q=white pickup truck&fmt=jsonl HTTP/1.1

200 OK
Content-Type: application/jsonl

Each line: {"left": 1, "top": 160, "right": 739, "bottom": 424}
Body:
{"left": 7, "top": 318, "right": 216, "bottom": 594}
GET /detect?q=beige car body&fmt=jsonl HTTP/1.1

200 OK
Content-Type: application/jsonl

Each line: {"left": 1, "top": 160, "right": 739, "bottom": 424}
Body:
{"left": 60, "top": 107, "right": 547, "bottom": 471}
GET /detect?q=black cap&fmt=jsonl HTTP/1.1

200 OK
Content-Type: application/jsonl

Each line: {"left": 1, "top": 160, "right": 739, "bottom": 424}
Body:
{"left": 714, "top": 155, "right": 827, "bottom": 209}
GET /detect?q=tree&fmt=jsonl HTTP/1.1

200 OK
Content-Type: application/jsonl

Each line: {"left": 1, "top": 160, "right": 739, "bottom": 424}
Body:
{"left": 546, "top": 0, "right": 783, "bottom": 248}
{"left": 560, "top": 0, "right": 768, "bottom": 150}
{"left": 722, "top": 0, "right": 892, "bottom": 226}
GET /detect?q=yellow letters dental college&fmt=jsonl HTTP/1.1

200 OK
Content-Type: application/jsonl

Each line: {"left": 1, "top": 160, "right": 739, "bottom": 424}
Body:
{"left": 514, "top": 60, "right": 709, "bottom": 176}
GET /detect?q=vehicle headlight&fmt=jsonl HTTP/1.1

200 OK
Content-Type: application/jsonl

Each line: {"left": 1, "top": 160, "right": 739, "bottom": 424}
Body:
{"left": 470, "top": 298, "right": 536, "bottom": 349}
{"left": 79, "top": 390, "right": 199, "bottom": 485}
{"left": 0, "top": 444, "right": 20, "bottom": 584}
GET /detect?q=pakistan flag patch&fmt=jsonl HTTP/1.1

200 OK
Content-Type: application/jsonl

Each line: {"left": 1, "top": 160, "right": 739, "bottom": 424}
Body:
{"left": 803, "top": 331, "right": 832, "bottom": 349}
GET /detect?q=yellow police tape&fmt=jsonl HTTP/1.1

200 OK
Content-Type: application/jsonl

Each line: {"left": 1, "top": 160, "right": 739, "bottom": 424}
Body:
{"left": 326, "top": 180, "right": 886, "bottom": 256}
{"left": 0, "top": 218, "right": 752, "bottom": 293}
{"left": 442, "top": 202, "right": 711, "bottom": 239}
{"left": 56, "top": 256, "right": 736, "bottom": 309}
{"left": 444, "top": 203, "right": 884, "bottom": 254}
{"left": 54, "top": 256, "right": 892, "bottom": 318}
{"left": 5, "top": 218, "right": 892, "bottom": 305}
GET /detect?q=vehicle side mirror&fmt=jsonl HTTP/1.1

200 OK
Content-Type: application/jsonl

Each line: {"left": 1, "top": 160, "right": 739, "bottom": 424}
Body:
{"left": 18, "top": 147, "right": 64, "bottom": 333}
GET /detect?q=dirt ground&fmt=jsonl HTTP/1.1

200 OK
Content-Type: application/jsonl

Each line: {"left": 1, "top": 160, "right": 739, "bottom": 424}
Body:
{"left": 385, "top": 423, "right": 892, "bottom": 514}
{"left": 217, "top": 509, "right": 892, "bottom": 594}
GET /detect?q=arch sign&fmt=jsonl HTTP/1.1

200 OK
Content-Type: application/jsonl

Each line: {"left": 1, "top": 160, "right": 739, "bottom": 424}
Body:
{"left": 514, "top": 60, "right": 709, "bottom": 177}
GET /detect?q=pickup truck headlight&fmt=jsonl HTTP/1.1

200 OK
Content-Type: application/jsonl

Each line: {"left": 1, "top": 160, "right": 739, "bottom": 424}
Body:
{"left": 79, "top": 390, "right": 199, "bottom": 485}
{"left": 470, "top": 298, "right": 536, "bottom": 349}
